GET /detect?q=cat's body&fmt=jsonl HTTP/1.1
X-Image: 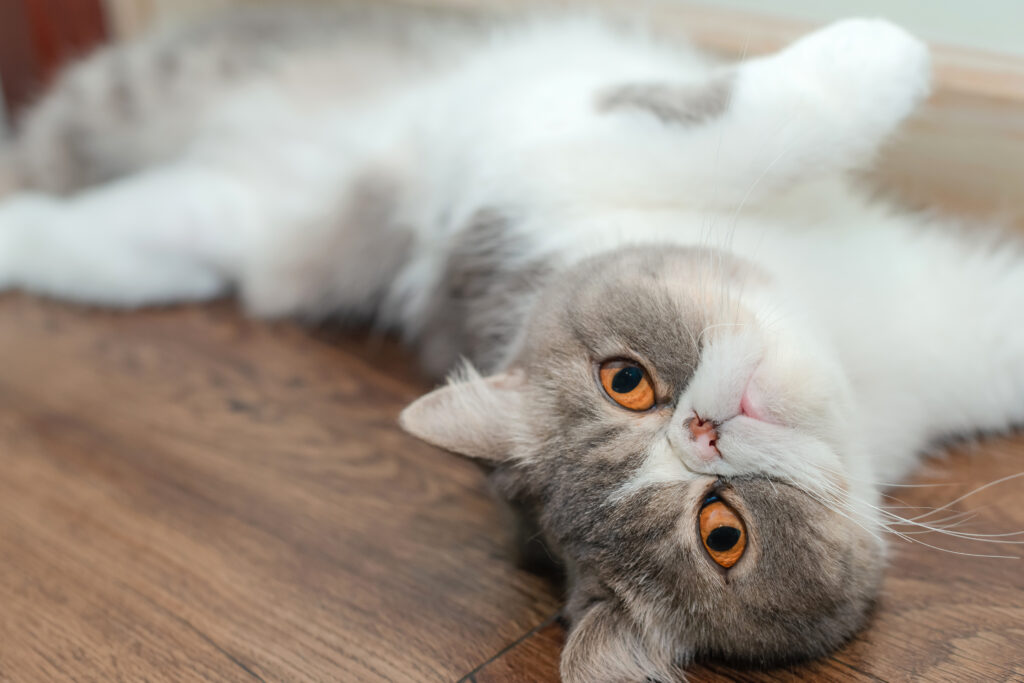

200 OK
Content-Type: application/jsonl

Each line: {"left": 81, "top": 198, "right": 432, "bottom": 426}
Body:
{"left": 2, "top": 6, "right": 1022, "bottom": 681}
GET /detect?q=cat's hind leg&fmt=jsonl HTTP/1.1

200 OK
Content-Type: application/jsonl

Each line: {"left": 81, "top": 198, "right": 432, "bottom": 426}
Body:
{"left": 837, "top": 223, "right": 1024, "bottom": 479}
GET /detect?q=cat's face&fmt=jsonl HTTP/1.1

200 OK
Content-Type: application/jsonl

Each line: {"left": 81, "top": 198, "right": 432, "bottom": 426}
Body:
{"left": 403, "top": 246, "right": 884, "bottom": 681}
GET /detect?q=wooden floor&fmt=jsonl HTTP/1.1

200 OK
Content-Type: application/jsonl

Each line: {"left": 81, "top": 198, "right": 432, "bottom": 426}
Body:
{"left": 1, "top": 294, "right": 1023, "bottom": 682}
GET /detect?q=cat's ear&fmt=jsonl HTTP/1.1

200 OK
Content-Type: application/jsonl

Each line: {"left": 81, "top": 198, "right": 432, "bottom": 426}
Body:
{"left": 560, "top": 599, "right": 684, "bottom": 683}
{"left": 399, "top": 364, "right": 524, "bottom": 463}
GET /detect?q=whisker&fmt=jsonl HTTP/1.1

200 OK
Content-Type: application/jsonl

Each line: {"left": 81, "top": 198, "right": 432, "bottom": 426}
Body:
{"left": 811, "top": 476, "right": 1024, "bottom": 552}
{"left": 887, "top": 535, "right": 1018, "bottom": 560}
{"left": 910, "top": 472, "right": 1024, "bottom": 522}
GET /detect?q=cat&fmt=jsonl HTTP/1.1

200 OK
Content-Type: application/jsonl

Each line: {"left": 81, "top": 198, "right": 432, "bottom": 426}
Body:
{"left": 1, "top": 5, "right": 1022, "bottom": 681}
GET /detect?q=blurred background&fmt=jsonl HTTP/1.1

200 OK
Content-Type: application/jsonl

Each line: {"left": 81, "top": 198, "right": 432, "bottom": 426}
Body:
{"left": 1, "top": 0, "right": 1023, "bottom": 228}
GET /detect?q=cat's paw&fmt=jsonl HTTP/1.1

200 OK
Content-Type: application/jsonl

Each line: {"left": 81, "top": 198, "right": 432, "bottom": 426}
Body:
{"left": 779, "top": 18, "right": 931, "bottom": 119}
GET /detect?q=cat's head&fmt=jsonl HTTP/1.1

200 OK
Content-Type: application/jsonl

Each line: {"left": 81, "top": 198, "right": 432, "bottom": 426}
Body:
{"left": 402, "top": 246, "right": 884, "bottom": 681}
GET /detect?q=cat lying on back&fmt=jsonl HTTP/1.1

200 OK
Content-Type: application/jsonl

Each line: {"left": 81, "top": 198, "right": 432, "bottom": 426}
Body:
{"left": 2, "top": 5, "right": 1022, "bottom": 681}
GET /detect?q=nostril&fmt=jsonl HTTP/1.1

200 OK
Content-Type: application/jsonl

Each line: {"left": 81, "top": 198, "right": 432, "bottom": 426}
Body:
{"left": 688, "top": 412, "right": 722, "bottom": 459}
{"left": 689, "top": 413, "right": 718, "bottom": 440}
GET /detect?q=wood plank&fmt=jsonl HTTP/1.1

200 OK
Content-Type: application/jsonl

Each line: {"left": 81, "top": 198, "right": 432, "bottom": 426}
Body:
{"left": 472, "top": 619, "right": 563, "bottom": 682}
{"left": 0, "top": 295, "right": 559, "bottom": 682}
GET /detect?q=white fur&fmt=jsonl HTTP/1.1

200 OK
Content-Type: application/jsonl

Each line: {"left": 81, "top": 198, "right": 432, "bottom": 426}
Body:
{"left": 1, "top": 15, "right": 1021, "bottom": 547}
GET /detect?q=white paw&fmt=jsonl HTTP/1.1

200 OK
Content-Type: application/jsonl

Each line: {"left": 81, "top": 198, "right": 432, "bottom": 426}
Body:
{"left": 782, "top": 18, "right": 931, "bottom": 118}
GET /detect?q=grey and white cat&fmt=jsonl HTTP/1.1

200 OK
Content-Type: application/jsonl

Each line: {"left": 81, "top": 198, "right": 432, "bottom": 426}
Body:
{"left": 2, "top": 5, "right": 1023, "bottom": 681}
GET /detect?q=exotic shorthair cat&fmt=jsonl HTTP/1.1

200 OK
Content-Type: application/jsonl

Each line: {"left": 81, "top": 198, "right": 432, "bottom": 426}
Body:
{"left": 1, "top": 5, "right": 1022, "bottom": 681}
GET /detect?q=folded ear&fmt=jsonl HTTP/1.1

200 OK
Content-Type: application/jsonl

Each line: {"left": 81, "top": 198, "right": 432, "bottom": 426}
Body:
{"left": 561, "top": 599, "right": 683, "bottom": 683}
{"left": 399, "top": 363, "right": 524, "bottom": 463}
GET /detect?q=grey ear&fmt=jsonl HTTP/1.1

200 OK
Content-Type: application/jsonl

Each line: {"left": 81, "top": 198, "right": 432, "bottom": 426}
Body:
{"left": 561, "top": 600, "right": 683, "bottom": 683}
{"left": 597, "top": 75, "right": 734, "bottom": 127}
{"left": 399, "top": 365, "right": 524, "bottom": 463}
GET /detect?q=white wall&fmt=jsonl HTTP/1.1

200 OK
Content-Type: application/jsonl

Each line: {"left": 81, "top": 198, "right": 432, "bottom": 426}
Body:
{"left": 686, "top": 0, "right": 1024, "bottom": 57}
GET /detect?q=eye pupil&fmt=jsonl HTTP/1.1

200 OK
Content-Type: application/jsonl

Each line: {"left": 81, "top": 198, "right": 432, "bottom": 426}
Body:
{"left": 598, "top": 359, "right": 655, "bottom": 411}
{"left": 611, "top": 366, "right": 643, "bottom": 393}
{"left": 706, "top": 526, "right": 741, "bottom": 552}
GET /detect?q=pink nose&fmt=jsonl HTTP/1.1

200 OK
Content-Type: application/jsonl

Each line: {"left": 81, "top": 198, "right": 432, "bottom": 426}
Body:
{"left": 689, "top": 414, "right": 721, "bottom": 461}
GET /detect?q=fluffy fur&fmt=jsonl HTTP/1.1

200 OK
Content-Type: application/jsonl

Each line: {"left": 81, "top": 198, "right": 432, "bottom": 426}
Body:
{"left": 2, "top": 6, "right": 1022, "bottom": 681}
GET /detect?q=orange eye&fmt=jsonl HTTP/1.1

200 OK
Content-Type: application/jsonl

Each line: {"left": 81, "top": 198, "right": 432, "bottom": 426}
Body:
{"left": 699, "top": 498, "right": 747, "bottom": 569}
{"left": 598, "top": 360, "right": 655, "bottom": 411}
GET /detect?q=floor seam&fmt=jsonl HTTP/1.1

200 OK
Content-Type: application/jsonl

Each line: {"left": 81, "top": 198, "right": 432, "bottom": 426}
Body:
{"left": 455, "top": 610, "right": 561, "bottom": 682}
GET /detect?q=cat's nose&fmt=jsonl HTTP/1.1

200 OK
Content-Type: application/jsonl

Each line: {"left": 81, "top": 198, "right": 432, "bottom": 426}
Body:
{"left": 689, "top": 413, "right": 721, "bottom": 462}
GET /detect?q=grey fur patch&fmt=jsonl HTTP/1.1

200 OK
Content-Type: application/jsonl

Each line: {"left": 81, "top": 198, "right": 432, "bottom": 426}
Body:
{"left": 598, "top": 75, "right": 734, "bottom": 126}
{"left": 109, "top": 53, "right": 136, "bottom": 118}
{"left": 416, "top": 209, "right": 555, "bottom": 377}
{"left": 155, "top": 47, "right": 181, "bottom": 79}
{"left": 11, "top": 2, "right": 489, "bottom": 194}
{"left": 551, "top": 478, "right": 881, "bottom": 680}
{"left": 327, "top": 172, "right": 415, "bottom": 317}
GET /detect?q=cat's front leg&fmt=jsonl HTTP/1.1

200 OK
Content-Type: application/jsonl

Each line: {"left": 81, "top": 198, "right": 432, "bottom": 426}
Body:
{"left": 0, "top": 154, "right": 415, "bottom": 319}
{"left": 596, "top": 19, "right": 931, "bottom": 209}
{"left": 721, "top": 18, "right": 931, "bottom": 199}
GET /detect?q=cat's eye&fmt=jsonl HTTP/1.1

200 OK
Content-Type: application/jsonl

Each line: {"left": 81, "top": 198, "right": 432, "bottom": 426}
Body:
{"left": 699, "top": 497, "right": 747, "bottom": 569}
{"left": 598, "top": 359, "right": 655, "bottom": 411}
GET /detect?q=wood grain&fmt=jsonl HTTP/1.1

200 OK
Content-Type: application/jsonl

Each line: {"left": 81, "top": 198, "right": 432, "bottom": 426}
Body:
{"left": 0, "top": 295, "right": 559, "bottom": 682}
